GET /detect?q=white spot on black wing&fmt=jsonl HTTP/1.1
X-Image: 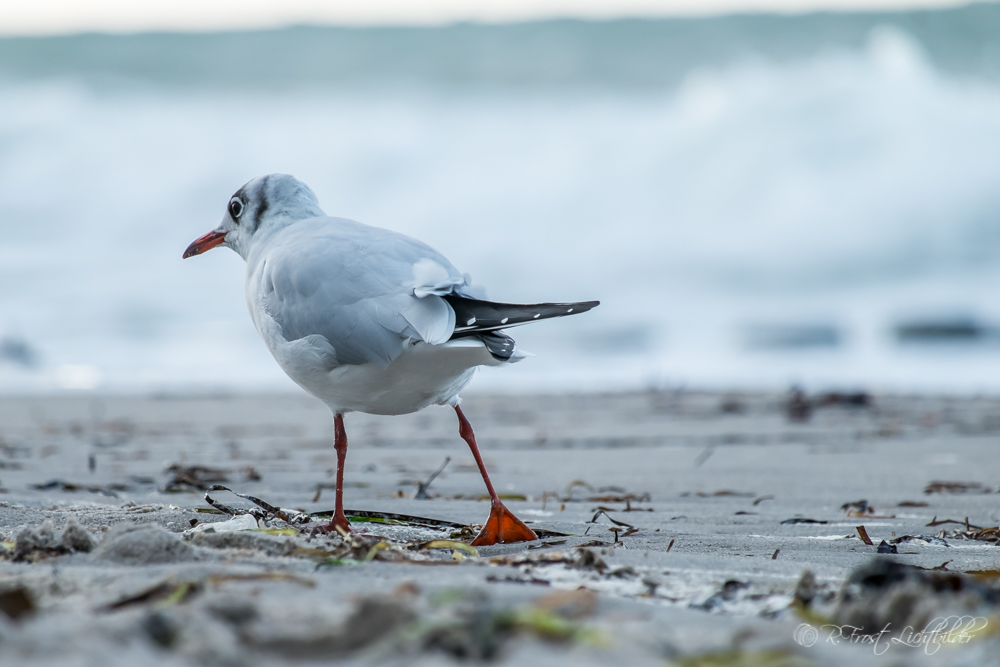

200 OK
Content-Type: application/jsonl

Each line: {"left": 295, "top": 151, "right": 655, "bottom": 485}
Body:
{"left": 501, "top": 317, "right": 508, "bottom": 324}
{"left": 533, "top": 314, "right": 540, "bottom": 319}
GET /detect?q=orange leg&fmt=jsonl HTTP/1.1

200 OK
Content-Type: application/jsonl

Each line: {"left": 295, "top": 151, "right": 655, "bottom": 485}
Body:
{"left": 455, "top": 405, "right": 537, "bottom": 546}
{"left": 323, "top": 413, "right": 352, "bottom": 534}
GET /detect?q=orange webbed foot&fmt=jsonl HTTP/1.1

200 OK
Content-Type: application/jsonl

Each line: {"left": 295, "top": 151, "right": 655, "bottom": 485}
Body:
{"left": 471, "top": 502, "right": 538, "bottom": 546}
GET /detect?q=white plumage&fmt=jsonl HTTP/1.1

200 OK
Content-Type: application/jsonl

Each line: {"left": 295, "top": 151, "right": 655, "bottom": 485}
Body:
{"left": 183, "top": 173, "right": 596, "bottom": 544}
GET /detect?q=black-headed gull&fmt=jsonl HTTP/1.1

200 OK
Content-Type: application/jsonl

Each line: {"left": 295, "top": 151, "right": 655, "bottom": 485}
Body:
{"left": 183, "top": 174, "right": 598, "bottom": 545}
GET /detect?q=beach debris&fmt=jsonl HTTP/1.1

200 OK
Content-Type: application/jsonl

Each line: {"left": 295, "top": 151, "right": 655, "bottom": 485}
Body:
{"left": 527, "top": 539, "right": 568, "bottom": 550}
{"left": 840, "top": 499, "right": 873, "bottom": 515}
{"left": 29, "top": 478, "right": 131, "bottom": 497}
{"left": 667, "top": 538, "right": 675, "bottom": 552}
{"left": 417, "top": 540, "right": 478, "bottom": 560}
{"left": 889, "top": 534, "right": 950, "bottom": 547}
{"left": 587, "top": 491, "right": 651, "bottom": 503}
{"left": 752, "top": 495, "right": 774, "bottom": 506}
{"left": 589, "top": 509, "right": 635, "bottom": 528}
{"left": 414, "top": 456, "right": 450, "bottom": 499}
{"left": 855, "top": 525, "right": 874, "bottom": 545}
{"left": 771, "top": 549, "right": 779, "bottom": 560}
{"left": 0, "top": 586, "right": 36, "bottom": 621}
{"left": 11, "top": 517, "right": 96, "bottom": 562}
{"left": 316, "top": 532, "right": 404, "bottom": 566}
{"left": 488, "top": 550, "right": 575, "bottom": 567}
{"left": 683, "top": 489, "right": 755, "bottom": 498}
{"left": 557, "top": 479, "right": 650, "bottom": 504}
{"left": 926, "top": 515, "right": 980, "bottom": 528}
{"left": 897, "top": 500, "right": 929, "bottom": 507}
{"left": 924, "top": 480, "right": 992, "bottom": 494}
{"left": 162, "top": 464, "right": 261, "bottom": 493}
{"left": 932, "top": 523, "right": 1000, "bottom": 546}
{"left": 101, "top": 572, "right": 315, "bottom": 615}
{"left": 781, "top": 518, "right": 828, "bottom": 525}
{"left": 876, "top": 540, "right": 897, "bottom": 554}
{"left": 594, "top": 498, "right": 653, "bottom": 512}
{"left": 101, "top": 579, "right": 203, "bottom": 613}
{"left": 834, "top": 559, "right": 999, "bottom": 638}
{"left": 841, "top": 499, "right": 895, "bottom": 519}
{"left": 570, "top": 548, "right": 608, "bottom": 573}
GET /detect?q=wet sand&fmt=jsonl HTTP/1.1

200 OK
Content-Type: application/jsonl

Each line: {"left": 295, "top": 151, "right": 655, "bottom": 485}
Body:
{"left": 2, "top": 390, "right": 1000, "bottom": 665}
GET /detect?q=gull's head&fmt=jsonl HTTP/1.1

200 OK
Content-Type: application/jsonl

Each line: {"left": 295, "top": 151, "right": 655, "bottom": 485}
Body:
{"left": 183, "top": 174, "right": 324, "bottom": 260}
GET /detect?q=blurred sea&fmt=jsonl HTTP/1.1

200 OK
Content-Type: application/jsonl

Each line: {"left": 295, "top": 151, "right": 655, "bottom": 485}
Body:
{"left": 2, "top": 4, "right": 1000, "bottom": 395}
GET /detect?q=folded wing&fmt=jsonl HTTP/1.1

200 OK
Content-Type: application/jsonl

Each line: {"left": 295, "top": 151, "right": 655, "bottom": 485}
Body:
{"left": 258, "top": 218, "right": 470, "bottom": 369}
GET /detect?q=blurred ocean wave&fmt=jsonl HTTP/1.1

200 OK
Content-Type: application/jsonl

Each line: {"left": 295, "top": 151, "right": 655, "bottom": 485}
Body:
{"left": 2, "top": 5, "right": 1000, "bottom": 394}
{"left": 2, "top": 5, "right": 1000, "bottom": 90}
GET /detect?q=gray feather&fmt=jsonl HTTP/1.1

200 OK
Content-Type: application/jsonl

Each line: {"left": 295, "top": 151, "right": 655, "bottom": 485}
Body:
{"left": 258, "top": 217, "right": 463, "bottom": 369}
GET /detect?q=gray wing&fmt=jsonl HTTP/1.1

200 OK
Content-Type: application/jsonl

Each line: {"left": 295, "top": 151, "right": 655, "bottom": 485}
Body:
{"left": 257, "top": 217, "right": 477, "bottom": 369}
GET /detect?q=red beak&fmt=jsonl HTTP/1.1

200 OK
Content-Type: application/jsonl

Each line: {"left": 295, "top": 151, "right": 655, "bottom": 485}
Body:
{"left": 183, "top": 230, "right": 227, "bottom": 258}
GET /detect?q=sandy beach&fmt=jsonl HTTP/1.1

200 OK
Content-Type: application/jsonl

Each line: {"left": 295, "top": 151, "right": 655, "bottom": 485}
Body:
{"left": 1, "top": 389, "right": 999, "bottom": 665}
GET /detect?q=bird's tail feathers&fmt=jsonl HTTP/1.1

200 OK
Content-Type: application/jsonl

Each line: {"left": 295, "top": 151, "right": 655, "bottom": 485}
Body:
{"left": 444, "top": 296, "right": 600, "bottom": 339}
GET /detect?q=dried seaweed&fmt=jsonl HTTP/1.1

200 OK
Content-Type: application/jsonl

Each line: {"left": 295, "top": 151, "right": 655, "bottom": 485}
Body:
{"left": 99, "top": 579, "right": 202, "bottom": 612}
{"left": 414, "top": 457, "right": 450, "bottom": 500}
{"left": 527, "top": 539, "right": 568, "bottom": 550}
{"left": 100, "top": 572, "right": 314, "bottom": 613}
{"left": 936, "top": 525, "right": 1000, "bottom": 545}
{"left": 588, "top": 510, "right": 635, "bottom": 528}
{"left": 417, "top": 540, "right": 478, "bottom": 557}
{"left": 924, "top": 480, "right": 993, "bottom": 495}
{"left": 682, "top": 490, "right": 755, "bottom": 498}
{"left": 856, "top": 525, "right": 874, "bottom": 546}
{"left": 163, "top": 464, "right": 259, "bottom": 492}
{"left": 926, "top": 516, "right": 983, "bottom": 530}
{"left": 889, "top": 534, "right": 950, "bottom": 547}
{"left": 547, "top": 480, "right": 650, "bottom": 504}
{"left": 29, "top": 479, "right": 131, "bottom": 497}
{"left": 594, "top": 500, "right": 653, "bottom": 513}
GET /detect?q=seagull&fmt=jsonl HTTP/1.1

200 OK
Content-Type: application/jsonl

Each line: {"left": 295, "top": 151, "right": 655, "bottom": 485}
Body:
{"left": 183, "top": 174, "right": 598, "bottom": 545}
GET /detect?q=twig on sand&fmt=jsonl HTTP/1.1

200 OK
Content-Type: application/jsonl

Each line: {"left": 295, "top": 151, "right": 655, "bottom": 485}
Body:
{"left": 414, "top": 457, "right": 450, "bottom": 500}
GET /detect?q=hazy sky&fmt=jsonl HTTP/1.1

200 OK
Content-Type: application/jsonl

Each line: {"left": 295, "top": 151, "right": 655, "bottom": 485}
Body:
{"left": 0, "top": 0, "right": 981, "bottom": 35}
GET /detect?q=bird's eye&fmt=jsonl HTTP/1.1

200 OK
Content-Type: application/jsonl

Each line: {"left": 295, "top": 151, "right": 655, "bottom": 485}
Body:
{"left": 229, "top": 197, "right": 244, "bottom": 220}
